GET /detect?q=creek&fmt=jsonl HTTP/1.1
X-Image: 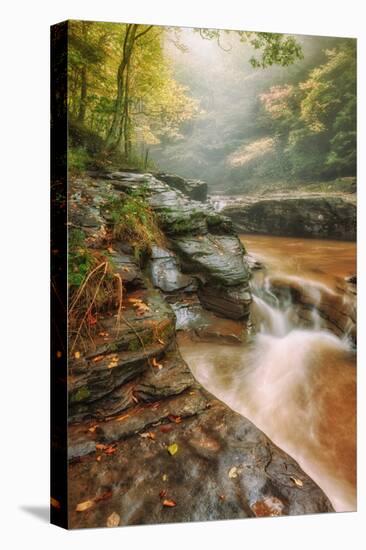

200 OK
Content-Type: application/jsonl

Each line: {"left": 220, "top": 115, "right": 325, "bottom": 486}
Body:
{"left": 179, "top": 235, "right": 356, "bottom": 512}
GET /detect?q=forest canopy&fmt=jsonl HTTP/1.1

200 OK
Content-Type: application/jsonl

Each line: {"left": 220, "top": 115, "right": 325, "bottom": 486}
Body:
{"left": 67, "top": 21, "right": 356, "bottom": 193}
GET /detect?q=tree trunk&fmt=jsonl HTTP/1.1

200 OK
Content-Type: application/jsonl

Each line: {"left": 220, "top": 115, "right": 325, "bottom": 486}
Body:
{"left": 106, "top": 24, "right": 153, "bottom": 152}
{"left": 77, "top": 22, "right": 89, "bottom": 124}
{"left": 106, "top": 24, "right": 137, "bottom": 149}
{"left": 77, "top": 65, "right": 87, "bottom": 123}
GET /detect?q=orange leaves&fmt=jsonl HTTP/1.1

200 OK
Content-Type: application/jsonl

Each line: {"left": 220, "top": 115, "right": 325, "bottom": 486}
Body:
{"left": 152, "top": 357, "right": 163, "bottom": 370}
{"left": 167, "top": 415, "right": 182, "bottom": 424}
{"left": 95, "top": 442, "right": 117, "bottom": 455}
{"left": 160, "top": 424, "right": 173, "bottom": 434}
{"left": 162, "top": 499, "right": 177, "bottom": 508}
{"left": 76, "top": 491, "right": 113, "bottom": 513}
{"left": 104, "top": 445, "right": 118, "bottom": 455}
{"left": 95, "top": 443, "right": 108, "bottom": 451}
{"left": 106, "top": 512, "right": 120, "bottom": 527}
{"left": 251, "top": 496, "right": 284, "bottom": 517}
{"left": 128, "top": 297, "right": 150, "bottom": 316}
{"left": 50, "top": 497, "right": 61, "bottom": 510}
{"left": 76, "top": 500, "right": 94, "bottom": 512}
{"left": 92, "top": 355, "right": 104, "bottom": 363}
{"left": 107, "top": 354, "right": 119, "bottom": 369}
{"left": 87, "top": 311, "right": 97, "bottom": 326}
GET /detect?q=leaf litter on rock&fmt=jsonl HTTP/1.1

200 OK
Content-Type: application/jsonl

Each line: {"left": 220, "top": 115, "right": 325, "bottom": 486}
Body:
{"left": 167, "top": 443, "right": 179, "bottom": 456}
{"left": 106, "top": 512, "right": 120, "bottom": 527}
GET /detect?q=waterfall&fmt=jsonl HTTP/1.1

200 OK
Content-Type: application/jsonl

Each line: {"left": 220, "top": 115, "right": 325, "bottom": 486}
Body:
{"left": 179, "top": 241, "right": 356, "bottom": 513}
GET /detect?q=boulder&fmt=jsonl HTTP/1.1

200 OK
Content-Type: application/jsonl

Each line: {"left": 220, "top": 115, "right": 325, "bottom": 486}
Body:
{"left": 157, "top": 172, "right": 208, "bottom": 202}
{"left": 149, "top": 246, "right": 198, "bottom": 293}
{"left": 68, "top": 389, "right": 333, "bottom": 528}
{"left": 223, "top": 195, "right": 356, "bottom": 240}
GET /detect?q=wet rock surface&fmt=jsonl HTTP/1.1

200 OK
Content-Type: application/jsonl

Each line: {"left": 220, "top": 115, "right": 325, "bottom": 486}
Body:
{"left": 67, "top": 171, "right": 334, "bottom": 528}
{"left": 268, "top": 275, "right": 356, "bottom": 343}
{"left": 68, "top": 388, "right": 333, "bottom": 529}
{"left": 156, "top": 172, "right": 208, "bottom": 202}
{"left": 222, "top": 194, "right": 356, "bottom": 240}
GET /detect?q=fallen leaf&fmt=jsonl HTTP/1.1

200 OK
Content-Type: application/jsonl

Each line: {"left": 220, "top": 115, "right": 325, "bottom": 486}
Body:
{"left": 140, "top": 431, "right": 156, "bottom": 440}
{"left": 51, "top": 497, "right": 61, "bottom": 509}
{"left": 162, "top": 474, "right": 168, "bottom": 481}
{"left": 76, "top": 500, "right": 94, "bottom": 512}
{"left": 95, "top": 443, "right": 108, "bottom": 451}
{"left": 152, "top": 357, "right": 163, "bottom": 370}
{"left": 87, "top": 312, "right": 97, "bottom": 326}
{"left": 228, "top": 466, "right": 238, "bottom": 479}
{"left": 74, "top": 351, "right": 81, "bottom": 359}
{"left": 290, "top": 476, "right": 304, "bottom": 487}
{"left": 96, "top": 456, "right": 102, "bottom": 462}
{"left": 107, "top": 354, "right": 119, "bottom": 369}
{"left": 106, "top": 512, "right": 120, "bottom": 527}
{"left": 104, "top": 445, "right": 117, "bottom": 455}
{"left": 116, "top": 413, "right": 130, "bottom": 422}
{"left": 92, "top": 355, "right": 104, "bottom": 363}
{"left": 168, "top": 414, "right": 182, "bottom": 424}
{"left": 251, "top": 496, "right": 284, "bottom": 517}
{"left": 162, "top": 499, "right": 176, "bottom": 507}
{"left": 167, "top": 443, "right": 179, "bottom": 456}
{"left": 160, "top": 425, "right": 173, "bottom": 434}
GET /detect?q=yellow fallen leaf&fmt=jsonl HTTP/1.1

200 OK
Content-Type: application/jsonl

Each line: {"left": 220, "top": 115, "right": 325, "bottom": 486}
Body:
{"left": 76, "top": 500, "right": 94, "bottom": 512}
{"left": 74, "top": 351, "right": 81, "bottom": 359}
{"left": 290, "top": 476, "right": 304, "bottom": 487}
{"left": 167, "top": 443, "right": 178, "bottom": 456}
{"left": 162, "top": 474, "right": 168, "bottom": 481}
{"left": 106, "top": 512, "right": 120, "bottom": 527}
{"left": 228, "top": 466, "right": 238, "bottom": 479}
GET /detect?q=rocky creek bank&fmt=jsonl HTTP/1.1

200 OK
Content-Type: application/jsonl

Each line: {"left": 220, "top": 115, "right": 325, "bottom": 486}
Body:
{"left": 67, "top": 171, "right": 334, "bottom": 528}
{"left": 219, "top": 193, "right": 356, "bottom": 240}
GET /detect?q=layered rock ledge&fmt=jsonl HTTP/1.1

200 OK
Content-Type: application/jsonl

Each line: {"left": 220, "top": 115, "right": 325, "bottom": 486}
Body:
{"left": 221, "top": 194, "right": 356, "bottom": 240}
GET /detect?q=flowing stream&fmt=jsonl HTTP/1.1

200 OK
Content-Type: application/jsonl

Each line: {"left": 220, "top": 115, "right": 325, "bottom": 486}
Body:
{"left": 179, "top": 235, "right": 356, "bottom": 512}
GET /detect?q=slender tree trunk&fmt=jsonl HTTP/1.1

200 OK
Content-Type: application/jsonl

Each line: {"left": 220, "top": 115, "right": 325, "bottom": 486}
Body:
{"left": 77, "top": 22, "right": 89, "bottom": 124}
{"left": 106, "top": 24, "right": 137, "bottom": 148}
{"left": 106, "top": 24, "right": 153, "bottom": 152}
{"left": 77, "top": 65, "right": 87, "bottom": 123}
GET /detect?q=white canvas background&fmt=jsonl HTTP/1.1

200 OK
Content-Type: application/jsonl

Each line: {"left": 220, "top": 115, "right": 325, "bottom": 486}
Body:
{"left": 0, "top": 0, "right": 364, "bottom": 548}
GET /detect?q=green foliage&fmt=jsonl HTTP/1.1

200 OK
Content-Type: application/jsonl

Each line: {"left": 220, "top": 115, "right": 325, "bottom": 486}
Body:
{"left": 68, "top": 147, "right": 91, "bottom": 174}
{"left": 68, "top": 229, "right": 95, "bottom": 288}
{"left": 257, "top": 40, "right": 356, "bottom": 181}
{"left": 103, "top": 191, "right": 165, "bottom": 259}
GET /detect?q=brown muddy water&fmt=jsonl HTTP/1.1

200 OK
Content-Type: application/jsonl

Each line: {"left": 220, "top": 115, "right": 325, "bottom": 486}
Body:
{"left": 179, "top": 235, "right": 356, "bottom": 512}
